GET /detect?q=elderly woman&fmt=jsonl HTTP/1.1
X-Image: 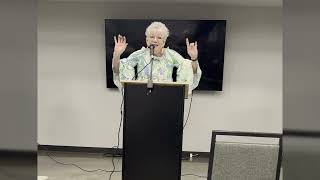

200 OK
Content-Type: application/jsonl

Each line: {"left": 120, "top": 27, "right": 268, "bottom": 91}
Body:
{"left": 112, "top": 21, "right": 202, "bottom": 94}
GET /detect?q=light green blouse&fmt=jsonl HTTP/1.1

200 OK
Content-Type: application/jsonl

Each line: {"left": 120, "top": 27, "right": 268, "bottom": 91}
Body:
{"left": 113, "top": 47, "right": 202, "bottom": 94}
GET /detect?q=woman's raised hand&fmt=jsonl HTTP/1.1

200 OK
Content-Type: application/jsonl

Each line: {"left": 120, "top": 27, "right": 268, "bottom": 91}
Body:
{"left": 186, "top": 38, "right": 198, "bottom": 60}
{"left": 114, "top": 34, "right": 128, "bottom": 57}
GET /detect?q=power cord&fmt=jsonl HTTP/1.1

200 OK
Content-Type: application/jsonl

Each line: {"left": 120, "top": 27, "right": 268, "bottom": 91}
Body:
{"left": 42, "top": 146, "right": 206, "bottom": 178}
{"left": 108, "top": 88, "right": 124, "bottom": 180}
{"left": 183, "top": 91, "right": 193, "bottom": 129}
{"left": 40, "top": 146, "right": 121, "bottom": 174}
{"left": 181, "top": 173, "right": 207, "bottom": 178}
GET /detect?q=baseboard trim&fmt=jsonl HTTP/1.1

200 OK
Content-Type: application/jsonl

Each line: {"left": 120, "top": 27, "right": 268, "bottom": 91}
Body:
{"left": 38, "top": 145, "right": 209, "bottom": 158}
{"left": 283, "top": 129, "right": 320, "bottom": 137}
{"left": 0, "top": 149, "right": 37, "bottom": 157}
{"left": 38, "top": 145, "right": 119, "bottom": 154}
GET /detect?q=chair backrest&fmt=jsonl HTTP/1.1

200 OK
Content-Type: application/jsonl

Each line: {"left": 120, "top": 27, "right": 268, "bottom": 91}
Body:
{"left": 207, "top": 131, "right": 282, "bottom": 180}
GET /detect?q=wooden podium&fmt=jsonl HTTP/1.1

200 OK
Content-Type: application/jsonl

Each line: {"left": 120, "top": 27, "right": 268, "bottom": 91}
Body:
{"left": 121, "top": 80, "right": 188, "bottom": 180}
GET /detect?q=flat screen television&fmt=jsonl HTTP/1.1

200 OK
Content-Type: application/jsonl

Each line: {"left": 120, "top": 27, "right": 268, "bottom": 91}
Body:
{"left": 105, "top": 19, "right": 226, "bottom": 91}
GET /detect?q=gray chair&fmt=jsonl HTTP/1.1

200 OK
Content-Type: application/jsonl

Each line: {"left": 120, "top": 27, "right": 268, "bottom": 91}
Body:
{"left": 207, "top": 131, "right": 282, "bottom": 180}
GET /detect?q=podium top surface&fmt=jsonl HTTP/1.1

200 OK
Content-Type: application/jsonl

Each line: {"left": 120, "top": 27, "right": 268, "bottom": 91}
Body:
{"left": 121, "top": 80, "right": 189, "bottom": 99}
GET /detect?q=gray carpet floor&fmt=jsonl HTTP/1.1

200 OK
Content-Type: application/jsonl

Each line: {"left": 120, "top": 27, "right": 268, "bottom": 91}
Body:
{"left": 38, "top": 151, "right": 209, "bottom": 180}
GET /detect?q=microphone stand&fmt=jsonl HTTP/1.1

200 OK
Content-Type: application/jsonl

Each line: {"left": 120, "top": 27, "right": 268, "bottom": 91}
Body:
{"left": 147, "top": 45, "right": 155, "bottom": 94}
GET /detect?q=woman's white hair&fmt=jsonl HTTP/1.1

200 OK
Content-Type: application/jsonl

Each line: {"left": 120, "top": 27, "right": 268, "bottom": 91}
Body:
{"left": 145, "top": 21, "right": 169, "bottom": 41}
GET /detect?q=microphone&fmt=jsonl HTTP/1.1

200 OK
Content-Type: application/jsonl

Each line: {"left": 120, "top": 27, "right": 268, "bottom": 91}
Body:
{"left": 147, "top": 44, "right": 155, "bottom": 93}
{"left": 149, "top": 44, "right": 155, "bottom": 49}
{"left": 149, "top": 44, "right": 155, "bottom": 59}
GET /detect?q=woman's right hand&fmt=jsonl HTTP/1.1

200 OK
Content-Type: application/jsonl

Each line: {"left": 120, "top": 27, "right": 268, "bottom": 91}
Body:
{"left": 113, "top": 34, "right": 128, "bottom": 57}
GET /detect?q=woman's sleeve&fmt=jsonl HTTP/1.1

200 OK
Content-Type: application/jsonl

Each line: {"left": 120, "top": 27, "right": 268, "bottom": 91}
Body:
{"left": 169, "top": 49, "right": 202, "bottom": 94}
{"left": 113, "top": 49, "right": 143, "bottom": 89}
{"left": 190, "top": 62, "right": 202, "bottom": 91}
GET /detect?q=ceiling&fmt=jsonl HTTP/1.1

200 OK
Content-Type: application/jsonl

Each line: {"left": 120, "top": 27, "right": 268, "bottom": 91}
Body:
{"left": 46, "top": 0, "right": 282, "bottom": 7}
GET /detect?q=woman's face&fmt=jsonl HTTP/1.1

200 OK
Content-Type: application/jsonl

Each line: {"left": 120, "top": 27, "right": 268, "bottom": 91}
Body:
{"left": 146, "top": 30, "right": 166, "bottom": 56}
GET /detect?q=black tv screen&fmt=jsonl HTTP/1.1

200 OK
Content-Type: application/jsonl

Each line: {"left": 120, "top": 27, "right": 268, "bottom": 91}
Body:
{"left": 105, "top": 19, "right": 226, "bottom": 91}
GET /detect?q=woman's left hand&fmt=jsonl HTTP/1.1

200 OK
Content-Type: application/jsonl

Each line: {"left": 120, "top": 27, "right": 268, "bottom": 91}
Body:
{"left": 186, "top": 38, "right": 198, "bottom": 60}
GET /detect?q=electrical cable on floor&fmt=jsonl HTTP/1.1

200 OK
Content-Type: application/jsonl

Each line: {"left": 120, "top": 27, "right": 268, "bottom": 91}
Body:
{"left": 43, "top": 148, "right": 206, "bottom": 178}
{"left": 181, "top": 173, "right": 207, "bottom": 178}
{"left": 43, "top": 147, "right": 206, "bottom": 178}
{"left": 41, "top": 146, "right": 121, "bottom": 174}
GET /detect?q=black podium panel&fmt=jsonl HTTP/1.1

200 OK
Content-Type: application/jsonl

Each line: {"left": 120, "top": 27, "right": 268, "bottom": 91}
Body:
{"left": 123, "top": 83, "right": 185, "bottom": 180}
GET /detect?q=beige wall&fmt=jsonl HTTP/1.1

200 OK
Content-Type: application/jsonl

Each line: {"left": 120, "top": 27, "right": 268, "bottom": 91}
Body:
{"left": 38, "top": 1, "right": 282, "bottom": 151}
